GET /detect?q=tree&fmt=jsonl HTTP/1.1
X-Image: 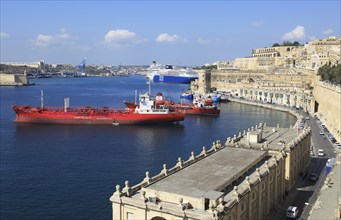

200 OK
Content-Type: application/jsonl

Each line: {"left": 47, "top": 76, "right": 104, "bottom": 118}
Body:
{"left": 293, "top": 41, "right": 300, "bottom": 46}
{"left": 271, "top": 41, "right": 301, "bottom": 47}
{"left": 282, "top": 41, "right": 293, "bottom": 46}
{"left": 199, "top": 65, "right": 217, "bottom": 70}
{"left": 318, "top": 63, "right": 341, "bottom": 84}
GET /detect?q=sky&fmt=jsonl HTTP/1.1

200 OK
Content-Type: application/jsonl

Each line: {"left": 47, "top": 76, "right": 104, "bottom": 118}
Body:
{"left": 0, "top": 0, "right": 340, "bottom": 66}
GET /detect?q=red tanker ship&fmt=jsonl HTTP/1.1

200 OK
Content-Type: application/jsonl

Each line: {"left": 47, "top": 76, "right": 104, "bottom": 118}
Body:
{"left": 12, "top": 93, "right": 185, "bottom": 125}
{"left": 125, "top": 93, "right": 220, "bottom": 116}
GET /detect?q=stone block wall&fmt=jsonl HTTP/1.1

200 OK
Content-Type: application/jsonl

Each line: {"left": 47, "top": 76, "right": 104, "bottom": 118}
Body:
{"left": 313, "top": 81, "right": 341, "bottom": 142}
{"left": 0, "top": 73, "right": 29, "bottom": 86}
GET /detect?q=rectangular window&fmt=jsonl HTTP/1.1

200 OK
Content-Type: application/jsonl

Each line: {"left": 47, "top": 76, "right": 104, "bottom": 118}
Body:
{"left": 127, "top": 212, "right": 133, "bottom": 219}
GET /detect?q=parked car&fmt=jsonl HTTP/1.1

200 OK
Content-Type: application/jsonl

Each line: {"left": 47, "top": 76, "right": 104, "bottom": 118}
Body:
{"left": 318, "top": 149, "right": 324, "bottom": 157}
{"left": 326, "top": 159, "right": 331, "bottom": 166}
{"left": 309, "top": 172, "right": 319, "bottom": 182}
{"left": 327, "top": 158, "right": 336, "bottom": 167}
{"left": 286, "top": 206, "right": 299, "bottom": 219}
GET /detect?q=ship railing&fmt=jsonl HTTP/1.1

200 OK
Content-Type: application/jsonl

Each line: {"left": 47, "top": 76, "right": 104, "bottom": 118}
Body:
{"left": 36, "top": 106, "right": 131, "bottom": 114}
{"left": 151, "top": 109, "right": 169, "bottom": 113}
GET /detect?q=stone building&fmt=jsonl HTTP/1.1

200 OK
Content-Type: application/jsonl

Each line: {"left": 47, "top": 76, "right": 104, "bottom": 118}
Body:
{"left": 300, "top": 36, "right": 341, "bottom": 70}
{"left": 110, "top": 124, "right": 311, "bottom": 220}
{"left": 238, "top": 88, "right": 313, "bottom": 112}
{"left": 214, "top": 36, "right": 340, "bottom": 73}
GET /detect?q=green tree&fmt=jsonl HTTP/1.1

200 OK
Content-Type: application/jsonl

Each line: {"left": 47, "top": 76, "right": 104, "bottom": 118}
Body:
{"left": 318, "top": 63, "right": 341, "bottom": 84}
{"left": 282, "top": 41, "right": 293, "bottom": 46}
{"left": 293, "top": 41, "right": 300, "bottom": 46}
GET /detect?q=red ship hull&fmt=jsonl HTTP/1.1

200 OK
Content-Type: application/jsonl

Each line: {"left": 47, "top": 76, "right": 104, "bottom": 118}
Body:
{"left": 170, "top": 104, "right": 220, "bottom": 116}
{"left": 125, "top": 102, "right": 220, "bottom": 116}
{"left": 12, "top": 106, "right": 185, "bottom": 125}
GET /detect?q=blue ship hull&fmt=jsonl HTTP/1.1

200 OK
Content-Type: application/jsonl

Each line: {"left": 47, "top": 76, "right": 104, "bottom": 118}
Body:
{"left": 153, "top": 75, "right": 197, "bottom": 84}
{"left": 180, "top": 94, "right": 193, "bottom": 99}
{"left": 212, "top": 96, "right": 220, "bottom": 102}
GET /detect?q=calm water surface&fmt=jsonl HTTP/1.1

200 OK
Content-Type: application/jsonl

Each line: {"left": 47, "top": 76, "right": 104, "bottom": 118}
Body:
{"left": 0, "top": 75, "right": 296, "bottom": 219}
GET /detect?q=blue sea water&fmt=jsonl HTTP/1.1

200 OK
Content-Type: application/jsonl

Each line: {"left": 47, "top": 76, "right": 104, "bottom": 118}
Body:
{"left": 0, "top": 75, "right": 296, "bottom": 219}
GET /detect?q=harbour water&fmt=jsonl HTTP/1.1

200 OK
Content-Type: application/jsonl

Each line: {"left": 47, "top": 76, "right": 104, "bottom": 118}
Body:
{"left": 0, "top": 75, "right": 296, "bottom": 219}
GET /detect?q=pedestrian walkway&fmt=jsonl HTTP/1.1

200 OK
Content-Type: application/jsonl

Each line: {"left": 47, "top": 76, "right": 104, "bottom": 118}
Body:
{"left": 308, "top": 151, "right": 341, "bottom": 220}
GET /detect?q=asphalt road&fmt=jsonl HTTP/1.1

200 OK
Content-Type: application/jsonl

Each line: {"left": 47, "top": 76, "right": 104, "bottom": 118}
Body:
{"left": 269, "top": 112, "right": 337, "bottom": 220}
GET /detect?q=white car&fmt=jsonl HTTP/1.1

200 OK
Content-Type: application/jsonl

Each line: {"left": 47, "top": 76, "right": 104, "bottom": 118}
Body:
{"left": 286, "top": 206, "right": 299, "bottom": 219}
{"left": 318, "top": 149, "right": 324, "bottom": 157}
{"left": 326, "top": 158, "right": 331, "bottom": 166}
{"left": 319, "top": 130, "right": 324, "bottom": 135}
{"left": 305, "top": 116, "right": 310, "bottom": 120}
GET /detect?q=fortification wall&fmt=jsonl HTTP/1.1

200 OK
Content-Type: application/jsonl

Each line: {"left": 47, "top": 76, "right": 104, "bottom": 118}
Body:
{"left": 313, "top": 81, "right": 341, "bottom": 141}
{"left": 0, "top": 74, "right": 29, "bottom": 86}
{"left": 15, "top": 75, "right": 29, "bottom": 85}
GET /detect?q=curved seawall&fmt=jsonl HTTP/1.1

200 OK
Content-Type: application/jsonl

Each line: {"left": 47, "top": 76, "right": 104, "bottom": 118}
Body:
{"left": 229, "top": 97, "right": 301, "bottom": 128}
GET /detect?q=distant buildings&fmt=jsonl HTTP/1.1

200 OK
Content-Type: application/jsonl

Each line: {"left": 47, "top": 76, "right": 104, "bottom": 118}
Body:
{"left": 216, "top": 36, "right": 340, "bottom": 72}
{"left": 1, "top": 60, "right": 45, "bottom": 71}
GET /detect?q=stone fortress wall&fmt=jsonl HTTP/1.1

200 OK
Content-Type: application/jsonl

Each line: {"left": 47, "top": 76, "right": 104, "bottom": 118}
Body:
{"left": 0, "top": 73, "right": 29, "bottom": 86}
{"left": 313, "top": 81, "right": 341, "bottom": 141}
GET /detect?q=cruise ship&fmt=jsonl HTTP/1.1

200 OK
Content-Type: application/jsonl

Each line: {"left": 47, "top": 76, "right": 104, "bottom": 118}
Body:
{"left": 146, "top": 61, "right": 198, "bottom": 84}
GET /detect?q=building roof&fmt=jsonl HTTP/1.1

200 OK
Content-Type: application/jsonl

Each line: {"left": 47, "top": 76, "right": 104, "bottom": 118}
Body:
{"left": 146, "top": 147, "right": 267, "bottom": 200}
{"left": 236, "top": 126, "right": 298, "bottom": 151}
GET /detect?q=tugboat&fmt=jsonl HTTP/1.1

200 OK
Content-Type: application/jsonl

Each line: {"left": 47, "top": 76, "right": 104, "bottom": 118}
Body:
{"left": 12, "top": 91, "right": 185, "bottom": 125}
{"left": 170, "top": 95, "right": 220, "bottom": 116}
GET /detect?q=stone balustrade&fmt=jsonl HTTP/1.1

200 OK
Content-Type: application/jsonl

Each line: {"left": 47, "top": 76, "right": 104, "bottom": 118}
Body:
{"left": 115, "top": 140, "right": 224, "bottom": 196}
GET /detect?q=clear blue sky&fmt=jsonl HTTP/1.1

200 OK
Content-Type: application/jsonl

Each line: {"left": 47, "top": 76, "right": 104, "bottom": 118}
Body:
{"left": 1, "top": 0, "right": 340, "bottom": 66}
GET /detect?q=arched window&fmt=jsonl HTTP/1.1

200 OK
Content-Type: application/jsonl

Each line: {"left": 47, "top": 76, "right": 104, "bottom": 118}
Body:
{"left": 151, "top": 217, "right": 167, "bottom": 220}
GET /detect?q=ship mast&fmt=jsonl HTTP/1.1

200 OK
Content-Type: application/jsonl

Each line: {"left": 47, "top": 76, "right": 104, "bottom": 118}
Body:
{"left": 64, "top": 97, "right": 70, "bottom": 112}
{"left": 146, "top": 76, "right": 151, "bottom": 95}
{"left": 134, "top": 90, "right": 137, "bottom": 104}
{"left": 40, "top": 90, "right": 44, "bottom": 108}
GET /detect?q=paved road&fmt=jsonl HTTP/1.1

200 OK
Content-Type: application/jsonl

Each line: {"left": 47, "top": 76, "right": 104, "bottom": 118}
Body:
{"left": 269, "top": 112, "right": 337, "bottom": 220}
